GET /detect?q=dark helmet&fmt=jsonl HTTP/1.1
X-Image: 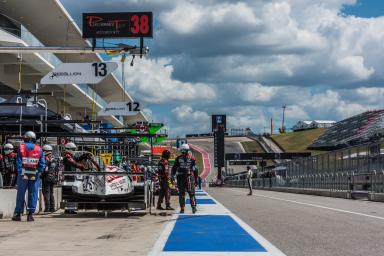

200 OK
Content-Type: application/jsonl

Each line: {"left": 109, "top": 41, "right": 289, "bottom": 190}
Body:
{"left": 162, "top": 150, "right": 171, "bottom": 160}
{"left": 247, "top": 166, "right": 251, "bottom": 170}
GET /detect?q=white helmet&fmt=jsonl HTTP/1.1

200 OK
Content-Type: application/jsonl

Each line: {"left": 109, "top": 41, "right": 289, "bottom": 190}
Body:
{"left": 24, "top": 131, "right": 36, "bottom": 142}
{"left": 42, "top": 144, "right": 53, "bottom": 155}
{"left": 3, "top": 143, "right": 14, "bottom": 155}
{"left": 65, "top": 142, "right": 77, "bottom": 150}
{"left": 180, "top": 143, "right": 190, "bottom": 153}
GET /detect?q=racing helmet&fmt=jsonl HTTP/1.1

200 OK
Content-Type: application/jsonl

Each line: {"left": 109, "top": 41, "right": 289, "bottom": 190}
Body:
{"left": 180, "top": 143, "right": 190, "bottom": 154}
{"left": 65, "top": 142, "right": 77, "bottom": 155}
{"left": 24, "top": 131, "right": 36, "bottom": 142}
{"left": 65, "top": 142, "right": 77, "bottom": 150}
{"left": 42, "top": 144, "right": 53, "bottom": 155}
{"left": 162, "top": 149, "right": 171, "bottom": 160}
{"left": 3, "top": 143, "right": 14, "bottom": 155}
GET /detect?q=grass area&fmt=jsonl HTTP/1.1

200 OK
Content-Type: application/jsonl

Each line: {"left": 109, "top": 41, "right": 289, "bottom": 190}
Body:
{"left": 241, "top": 141, "right": 265, "bottom": 153}
{"left": 191, "top": 149, "right": 204, "bottom": 175}
{"left": 271, "top": 128, "right": 327, "bottom": 155}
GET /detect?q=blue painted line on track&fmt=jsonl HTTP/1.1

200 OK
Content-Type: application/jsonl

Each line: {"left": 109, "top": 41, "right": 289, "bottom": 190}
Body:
{"left": 195, "top": 192, "right": 208, "bottom": 196}
{"left": 163, "top": 215, "right": 267, "bottom": 252}
{"left": 186, "top": 198, "right": 216, "bottom": 204}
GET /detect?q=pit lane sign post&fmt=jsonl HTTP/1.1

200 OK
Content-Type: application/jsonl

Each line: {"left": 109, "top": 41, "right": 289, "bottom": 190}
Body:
{"left": 82, "top": 12, "right": 153, "bottom": 56}
{"left": 212, "top": 115, "right": 226, "bottom": 183}
{"left": 40, "top": 62, "right": 118, "bottom": 84}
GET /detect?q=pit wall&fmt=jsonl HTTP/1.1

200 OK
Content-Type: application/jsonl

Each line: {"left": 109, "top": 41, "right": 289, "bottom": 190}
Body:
{"left": 225, "top": 180, "right": 384, "bottom": 203}
{"left": 0, "top": 187, "right": 62, "bottom": 218}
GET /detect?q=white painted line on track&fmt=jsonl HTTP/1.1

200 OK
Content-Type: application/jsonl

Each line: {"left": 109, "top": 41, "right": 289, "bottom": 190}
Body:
{"left": 238, "top": 141, "right": 246, "bottom": 153}
{"left": 226, "top": 188, "right": 384, "bottom": 221}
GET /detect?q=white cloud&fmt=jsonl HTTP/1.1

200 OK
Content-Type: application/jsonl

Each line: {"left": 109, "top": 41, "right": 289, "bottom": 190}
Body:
{"left": 237, "top": 83, "right": 278, "bottom": 103}
{"left": 118, "top": 57, "right": 216, "bottom": 104}
{"left": 172, "top": 105, "right": 210, "bottom": 123}
{"left": 61, "top": 0, "right": 384, "bottom": 135}
{"left": 171, "top": 105, "right": 211, "bottom": 134}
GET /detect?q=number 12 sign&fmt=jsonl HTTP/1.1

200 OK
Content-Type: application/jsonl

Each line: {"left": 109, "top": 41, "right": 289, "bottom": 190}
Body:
{"left": 83, "top": 12, "right": 153, "bottom": 38}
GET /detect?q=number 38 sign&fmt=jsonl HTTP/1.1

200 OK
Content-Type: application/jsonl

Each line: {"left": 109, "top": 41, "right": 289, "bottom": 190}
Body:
{"left": 82, "top": 12, "right": 153, "bottom": 38}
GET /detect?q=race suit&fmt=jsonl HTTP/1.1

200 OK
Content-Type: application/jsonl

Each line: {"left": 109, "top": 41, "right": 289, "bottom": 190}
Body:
{"left": 63, "top": 152, "right": 84, "bottom": 172}
{"left": 15, "top": 143, "right": 45, "bottom": 214}
{"left": 42, "top": 155, "right": 57, "bottom": 212}
{"left": 0, "top": 152, "right": 17, "bottom": 187}
{"left": 157, "top": 158, "right": 171, "bottom": 207}
{"left": 172, "top": 154, "right": 198, "bottom": 209}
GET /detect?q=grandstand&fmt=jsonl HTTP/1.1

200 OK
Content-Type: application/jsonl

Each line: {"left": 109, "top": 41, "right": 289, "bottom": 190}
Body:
{"left": 292, "top": 120, "right": 335, "bottom": 131}
{"left": 309, "top": 110, "right": 384, "bottom": 150}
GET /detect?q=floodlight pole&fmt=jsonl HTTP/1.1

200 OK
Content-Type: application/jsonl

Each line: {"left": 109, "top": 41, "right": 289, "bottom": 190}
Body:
{"left": 282, "top": 105, "right": 286, "bottom": 133}
{"left": 16, "top": 96, "right": 23, "bottom": 136}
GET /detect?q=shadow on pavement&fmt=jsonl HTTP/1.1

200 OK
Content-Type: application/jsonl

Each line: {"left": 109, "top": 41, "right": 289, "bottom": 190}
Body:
{"left": 44, "top": 211, "right": 147, "bottom": 219}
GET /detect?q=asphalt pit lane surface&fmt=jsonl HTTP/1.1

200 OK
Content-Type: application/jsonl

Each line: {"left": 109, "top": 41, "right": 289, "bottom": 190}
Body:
{"left": 97, "top": 234, "right": 116, "bottom": 240}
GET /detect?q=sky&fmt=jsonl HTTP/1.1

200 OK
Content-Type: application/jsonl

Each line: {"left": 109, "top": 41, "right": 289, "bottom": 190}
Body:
{"left": 61, "top": 0, "right": 384, "bottom": 136}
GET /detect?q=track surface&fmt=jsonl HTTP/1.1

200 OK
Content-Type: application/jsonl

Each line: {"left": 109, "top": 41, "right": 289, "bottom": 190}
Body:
{"left": 189, "top": 137, "right": 251, "bottom": 180}
{"left": 206, "top": 187, "right": 384, "bottom": 256}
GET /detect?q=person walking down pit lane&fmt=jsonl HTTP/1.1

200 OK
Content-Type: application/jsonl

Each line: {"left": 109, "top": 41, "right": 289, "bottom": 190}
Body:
{"left": 12, "top": 131, "right": 45, "bottom": 222}
{"left": 246, "top": 166, "right": 253, "bottom": 196}
{"left": 42, "top": 145, "right": 57, "bottom": 213}
{"left": 0, "top": 143, "right": 17, "bottom": 188}
{"left": 156, "top": 150, "right": 174, "bottom": 211}
{"left": 172, "top": 144, "right": 198, "bottom": 214}
{"left": 63, "top": 142, "right": 85, "bottom": 214}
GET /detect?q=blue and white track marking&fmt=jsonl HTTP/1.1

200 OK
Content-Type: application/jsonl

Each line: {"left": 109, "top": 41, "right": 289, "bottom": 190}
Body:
{"left": 149, "top": 190, "right": 286, "bottom": 256}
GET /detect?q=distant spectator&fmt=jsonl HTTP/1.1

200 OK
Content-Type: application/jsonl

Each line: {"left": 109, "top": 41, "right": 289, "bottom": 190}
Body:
{"left": 246, "top": 166, "right": 253, "bottom": 196}
{"left": 197, "top": 176, "right": 202, "bottom": 190}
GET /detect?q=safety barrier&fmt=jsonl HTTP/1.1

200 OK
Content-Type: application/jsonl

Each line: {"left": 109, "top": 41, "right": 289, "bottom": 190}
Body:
{"left": 225, "top": 142, "right": 384, "bottom": 201}
{"left": 0, "top": 186, "right": 62, "bottom": 218}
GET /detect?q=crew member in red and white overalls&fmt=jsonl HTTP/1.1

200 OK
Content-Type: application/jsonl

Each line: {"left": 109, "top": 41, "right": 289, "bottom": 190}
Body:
{"left": 12, "top": 131, "right": 45, "bottom": 222}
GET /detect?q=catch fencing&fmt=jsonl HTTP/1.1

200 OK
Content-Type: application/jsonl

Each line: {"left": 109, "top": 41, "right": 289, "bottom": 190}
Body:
{"left": 225, "top": 141, "right": 384, "bottom": 193}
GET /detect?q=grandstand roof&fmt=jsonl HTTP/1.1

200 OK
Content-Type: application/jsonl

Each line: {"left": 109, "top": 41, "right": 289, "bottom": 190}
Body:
{"left": 308, "top": 110, "right": 384, "bottom": 150}
{"left": 313, "top": 120, "right": 336, "bottom": 124}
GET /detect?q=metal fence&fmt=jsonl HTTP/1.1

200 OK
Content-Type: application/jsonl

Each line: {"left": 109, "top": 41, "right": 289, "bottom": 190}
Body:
{"left": 225, "top": 141, "right": 384, "bottom": 193}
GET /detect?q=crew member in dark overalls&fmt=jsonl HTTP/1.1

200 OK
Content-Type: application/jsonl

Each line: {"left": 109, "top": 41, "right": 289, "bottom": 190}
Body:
{"left": 42, "top": 144, "right": 56, "bottom": 212}
{"left": 156, "top": 150, "right": 174, "bottom": 210}
{"left": 172, "top": 144, "right": 198, "bottom": 214}
{"left": 0, "top": 143, "right": 17, "bottom": 188}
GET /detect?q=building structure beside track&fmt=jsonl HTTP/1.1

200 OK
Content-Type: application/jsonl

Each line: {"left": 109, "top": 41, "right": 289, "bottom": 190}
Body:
{"left": 0, "top": 0, "right": 147, "bottom": 127}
